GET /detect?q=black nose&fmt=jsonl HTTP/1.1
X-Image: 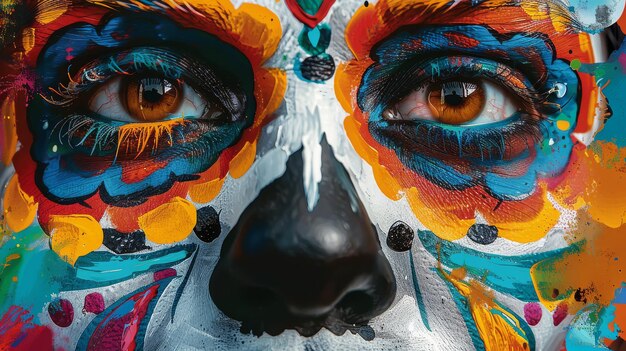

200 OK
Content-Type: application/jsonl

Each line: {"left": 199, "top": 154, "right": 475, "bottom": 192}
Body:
{"left": 209, "top": 139, "right": 396, "bottom": 337}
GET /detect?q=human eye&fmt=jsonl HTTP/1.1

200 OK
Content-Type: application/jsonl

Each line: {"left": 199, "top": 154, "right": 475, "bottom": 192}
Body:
{"left": 41, "top": 45, "right": 251, "bottom": 157}
{"left": 82, "top": 49, "right": 233, "bottom": 124}
{"left": 88, "top": 75, "right": 213, "bottom": 123}
{"left": 26, "top": 11, "right": 282, "bottom": 206}
{"left": 381, "top": 77, "right": 520, "bottom": 126}
{"left": 357, "top": 27, "right": 577, "bottom": 169}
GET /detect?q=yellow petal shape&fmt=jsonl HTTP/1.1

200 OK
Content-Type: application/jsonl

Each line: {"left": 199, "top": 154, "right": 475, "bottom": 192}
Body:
{"left": 229, "top": 141, "right": 256, "bottom": 179}
{"left": 3, "top": 175, "right": 37, "bottom": 232}
{"left": 138, "top": 197, "right": 196, "bottom": 244}
{"left": 188, "top": 178, "right": 225, "bottom": 204}
{"left": 49, "top": 214, "right": 103, "bottom": 266}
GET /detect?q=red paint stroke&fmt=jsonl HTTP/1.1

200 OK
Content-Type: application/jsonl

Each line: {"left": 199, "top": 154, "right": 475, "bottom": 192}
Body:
{"left": 0, "top": 306, "right": 54, "bottom": 351}
{"left": 444, "top": 32, "right": 480, "bottom": 48}
{"left": 87, "top": 286, "right": 158, "bottom": 351}
{"left": 285, "top": 0, "right": 336, "bottom": 28}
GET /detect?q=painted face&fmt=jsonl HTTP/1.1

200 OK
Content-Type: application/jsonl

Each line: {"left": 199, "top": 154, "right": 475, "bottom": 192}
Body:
{"left": 1, "top": 0, "right": 626, "bottom": 350}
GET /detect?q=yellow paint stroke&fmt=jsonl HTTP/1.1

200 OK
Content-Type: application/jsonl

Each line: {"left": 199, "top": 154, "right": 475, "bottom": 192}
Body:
{"left": 486, "top": 184, "right": 560, "bottom": 243}
{"left": 441, "top": 266, "right": 531, "bottom": 351}
{"left": 35, "top": 0, "right": 69, "bottom": 24}
{"left": 344, "top": 116, "right": 402, "bottom": 201}
{"left": 188, "top": 177, "right": 225, "bottom": 204}
{"left": 116, "top": 118, "right": 186, "bottom": 159}
{"left": 138, "top": 197, "right": 196, "bottom": 244}
{"left": 49, "top": 214, "right": 103, "bottom": 266}
{"left": 21, "top": 27, "right": 35, "bottom": 54}
{"left": 3, "top": 175, "right": 37, "bottom": 233}
{"left": 229, "top": 141, "right": 256, "bottom": 179}
{"left": 556, "top": 120, "right": 571, "bottom": 131}
{"left": 1, "top": 96, "right": 18, "bottom": 166}
{"left": 406, "top": 187, "right": 472, "bottom": 241}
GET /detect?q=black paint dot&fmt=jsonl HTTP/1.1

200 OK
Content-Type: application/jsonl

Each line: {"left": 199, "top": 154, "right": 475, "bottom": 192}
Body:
{"left": 364, "top": 0, "right": 369, "bottom": 7}
{"left": 194, "top": 206, "right": 221, "bottom": 243}
{"left": 299, "top": 54, "right": 335, "bottom": 82}
{"left": 386, "top": 221, "right": 414, "bottom": 252}
{"left": 466, "top": 224, "right": 498, "bottom": 245}
{"left": 103, "top": 229, "right": 149, "bottom": 254}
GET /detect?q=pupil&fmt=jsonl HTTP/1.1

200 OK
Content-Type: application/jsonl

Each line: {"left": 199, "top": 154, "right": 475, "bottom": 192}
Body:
{"left": 440, "top": 82, "right": 477, "bottom": 107}
{"left": 443, "top": 90, "right": 464, "bottom": 106}
{"left": 139, "top": 78, "right": 171, "bottom": 105}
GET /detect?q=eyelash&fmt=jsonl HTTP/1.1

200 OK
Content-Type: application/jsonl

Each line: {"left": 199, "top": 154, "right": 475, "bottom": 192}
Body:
{"left": 360, "top": 56, "right": 552, "bottom": 162}
{"left": 362, "top": 56, "right": 547, "bottom": 119}
{"left": 41, "top": 49, "right": 224, "bottom": 158}
{"left": 49, "top": 114, "right": 191, "bottom": 158}
{"left": 42, "top": 49, "right": 185, "bottom": 107}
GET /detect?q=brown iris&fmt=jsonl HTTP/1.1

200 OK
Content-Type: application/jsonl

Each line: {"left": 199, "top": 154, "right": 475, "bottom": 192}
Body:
{"left": 427, "top": 81, "right": 485, "bottom": 125}
{"left": 123, "top": 76, "right": 182, "bottom": 122}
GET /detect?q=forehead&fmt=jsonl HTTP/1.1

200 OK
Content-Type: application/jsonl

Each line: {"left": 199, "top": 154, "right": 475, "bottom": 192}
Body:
{"left": 31, "top": 0, "right": 580, "bottom": 44}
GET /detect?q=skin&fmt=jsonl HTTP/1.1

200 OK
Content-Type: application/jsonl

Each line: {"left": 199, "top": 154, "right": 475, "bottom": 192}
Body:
{"left": 0, "top": 0, "right": 621, "bottom": 350}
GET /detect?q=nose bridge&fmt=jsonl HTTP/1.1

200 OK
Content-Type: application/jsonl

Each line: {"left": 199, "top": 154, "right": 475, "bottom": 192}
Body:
{"left": 209, "top": 138, "right": 396, "bottom": 336}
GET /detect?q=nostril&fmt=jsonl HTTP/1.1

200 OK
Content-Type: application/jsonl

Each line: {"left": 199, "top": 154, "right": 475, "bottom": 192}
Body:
{"left": 242, "top": 287, "right": 281, "bottom": 312}
{"left": 335, "top": 290, "right": 375, "bottom": 323}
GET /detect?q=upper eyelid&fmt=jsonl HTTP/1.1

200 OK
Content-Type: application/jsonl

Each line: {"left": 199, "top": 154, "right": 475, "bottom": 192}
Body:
{"left": 358, "top": 55, "right": 540, "bottom": 117}
{"left": 367, "top": 25, "right": 555, "bottom": 83}
{"left": 357, "top": 26, "right": 564, "bottom": 115}
{"left": 45, "top": 47, "right": 243, "bottom": 115}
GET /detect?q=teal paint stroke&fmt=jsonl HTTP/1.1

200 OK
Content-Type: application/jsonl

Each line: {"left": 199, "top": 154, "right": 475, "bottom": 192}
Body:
{"left": 0, "top": 225, "right": 67, "bottom": 317}
{"left": 298, "top": 24, "right": 331, "bottom": 56}
{"left": 436, "top": 269, "right": 487, "bottom": 351}
{"left": 409, "top": 253, "right": 431, "bottom": 331}
{"left": 435, "top": 268, "right": 536, "bottom": 351}
{"left": 577, "top": 38, "right": 626, "bottom": 146}
{"left": 71, "top": 244, "right": 196, "bottom": 289}
{"left": 418, "top": 230, "right": 583, "bottom": 302}
{"left": 566, "top": 305, "right": 613, "bottom": 350}
{"left": 0, "top": 224, "right": 195, "bottom": 318}
{"left": 295, "top": 0, "right": 324, "bottom": 16}
{"left": 566, "top": 285, "right": 626, "bottom": 350}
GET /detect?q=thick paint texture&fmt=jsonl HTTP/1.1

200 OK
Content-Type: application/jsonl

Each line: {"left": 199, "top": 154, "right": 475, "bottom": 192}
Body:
{"left": 1, "top": 0, "right": 626, "bottom": 350}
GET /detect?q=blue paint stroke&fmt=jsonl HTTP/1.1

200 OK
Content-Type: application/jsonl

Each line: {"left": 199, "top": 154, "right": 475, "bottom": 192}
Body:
{"left": 71, "top": 244, "right": 196, "bottom": 288}
{"left": 409, "top": 253, "right": 432, "bottom": 331}
{"left": 418, "top": 230, "right": 582, "bottom": 301}
{"left": 76, "top": 276, "right": 176, "bottom": 351}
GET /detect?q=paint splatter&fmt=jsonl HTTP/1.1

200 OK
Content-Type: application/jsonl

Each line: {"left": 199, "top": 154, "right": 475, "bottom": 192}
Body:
{"left": 48, "top": 298, "right": 74, "bottom": 327}
{"left": 553, "top": 302, "right": 569, "bottom": 326}
{"left": 0, "top": 306, "right": 54, "bottom": 351}
{"left": 84, "top": 292, "right": 105, "bottom": 315}
{"left": 386, "top": 221, "right": 414, "bottom": 252}
{"left": 524, "top": 302, "right": 542, "bottom": 326}
{"left": 466, "top": 224, "right": 499, "bottom": 245}
{"left": 194, "top": 206, "right": 221, "bottom": 243}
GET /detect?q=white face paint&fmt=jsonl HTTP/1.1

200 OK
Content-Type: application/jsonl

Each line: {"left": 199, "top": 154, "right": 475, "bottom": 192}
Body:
{"left": 0, "top": 0, "right": 615, "bottom": 350}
